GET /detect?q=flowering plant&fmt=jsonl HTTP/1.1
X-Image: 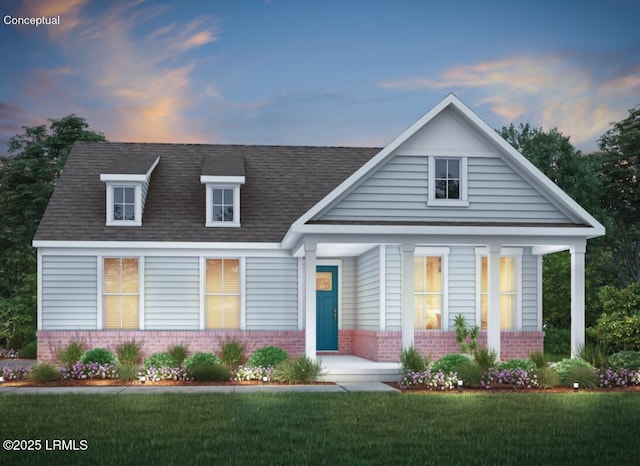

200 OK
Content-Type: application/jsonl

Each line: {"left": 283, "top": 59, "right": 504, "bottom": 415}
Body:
{"left": 0, "top": 349, "right": 19, "bottom": 359}
{"left": 2, "top": 365, "right": 32, "bottom": 381}
{"left": 597, "top": 368, "right": 640, "bottom": 388}
{"left": 143, "top": 365, "right": 192, "bottom": 382}
{"left": 480, "top": 368, "right": 539, "bottom": 390}
{"left": 233, "top": 365, "right": 274, "bottom": 382}
{"left": 60, "top": 361, "right": 118, "bottom": 380}
{"left": 399, "top": 369, "right": 458, "bottom": 391}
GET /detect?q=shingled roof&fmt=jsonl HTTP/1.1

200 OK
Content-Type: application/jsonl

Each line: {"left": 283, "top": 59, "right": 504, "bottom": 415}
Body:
{"left": 34, "top": 142, "right": 378, "bottom": 243}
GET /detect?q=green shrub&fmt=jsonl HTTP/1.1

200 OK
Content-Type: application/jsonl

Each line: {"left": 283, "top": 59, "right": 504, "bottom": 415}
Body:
{"left": 608, "top": 351, "right": 640, "bottom": 370}
{"left": 552, "top": 358, "right": 596, "bottom": 385}
{"left": 473, "top": 348, "right": 498, "bottom": 371}
{"left": 116, "top": 363, "right": 139, "bottom": 382}
{"left": 116, "top": 340, "right": 142, "bottom": 365}
{"left": 497, "top": 359, "right": 536, "bottom": 372}
{"left": 454, "top": 314, "right": 479, "bottom": 354}
{"left": 56, "top": 340, "right": 86, "bottom": 365}
{"left": 247, "top": 346, "right": 289, "bottom": 368}
{"left": 219, "top": 339, "right": 246, "bottom": 369}
{"left": 528, "top": 351, "right": 547, "bottom": 368}
{"left": 565, "top": 366, "right": 598, "bottom": 388}
{"left": 456, "top": 361, "right": 483, "bottom": 388}
{"left": 273, "top": 355, "right": 322, "bottom": 384}
{"left": 431, "top": 354, "right": 471, "bottom": 374}
{"left": 597, "top": 283, "right": 640, "bottom": 351}
{"left": 544, "top": 327, "right": 570, "bottom": 356}
{"left": 144, "top": 352, "right": 179, "bottom": 370}
{"left": 19, "top": 340, "right": 37, "bottom": 359}
{"left": 578, "top": 343, "right": 609, "bottom": 369}
{"left": 167, "top": 343, "right": 189, "bottom": 366}
{"left": 535, "top": 366, "right": 560, "bottom": 389}
{"left": 80, "top": 347, "right": 117, "bottom": 365}
{"left": 190, "top": 363, "right": 231, "bottom": 382}
{"left": 184, "top": 352, "right": 222, "bottom": 371}
{"left": 29, "top": 363, "right": 61, "bottom": 383}
{"left": 400, "top": 346, "right": 429, "bottom": 373}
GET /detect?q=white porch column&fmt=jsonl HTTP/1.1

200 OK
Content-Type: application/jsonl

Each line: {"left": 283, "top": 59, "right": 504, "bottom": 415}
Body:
{"left": 487, "top": 244, "right": 502, "bottom": 360}
{"left": 304, "top": 242, "right": 317, "bottom": 360}
{"left": 401, "top": 243, "right": 415, "bottom": 349}
{"left": 570, "top": 243, "right": 586, "bottom": 358}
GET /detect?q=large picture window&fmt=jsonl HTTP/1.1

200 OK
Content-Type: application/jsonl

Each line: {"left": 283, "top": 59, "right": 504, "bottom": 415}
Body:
{"left": 205, "top": 259, "right": 240, "bottom": 329}
{"left": 414, "top": 256, "right": 443, "bottom": 330}
{"left": 480, "top": 256, "right": 516, "bottom": 330}
{"left": 104, "top": 258, "right": 139, "bottom": 329}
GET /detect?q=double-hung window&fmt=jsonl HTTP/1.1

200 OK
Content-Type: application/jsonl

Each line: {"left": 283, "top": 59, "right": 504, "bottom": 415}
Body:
{"left": 414, "top": 256, "right": 443, "bottom": 329}
{"left": 212, "top": 187, "right": 235, "bottom": 223}
{"left": 113, "top": 186, "right": 136, "bottom": 221}
{"left": 478, "top": 249, "right": 521, "bottom": 330}
{"left": 103, "top": 258, "right": 139, "bottom": 329}
{"left": 428, "top": 156, "right": 468, "bottom": 206}
{"left": 205, "top": 259, "right": 240, "bottom": 329}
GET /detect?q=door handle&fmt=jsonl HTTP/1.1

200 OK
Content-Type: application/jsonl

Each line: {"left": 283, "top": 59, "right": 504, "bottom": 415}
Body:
{"left": 334, "top": 309, "right": 337, "bottom": 321}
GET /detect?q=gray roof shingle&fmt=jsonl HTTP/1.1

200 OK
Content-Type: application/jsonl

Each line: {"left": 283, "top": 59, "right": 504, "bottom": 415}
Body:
{"left": 34, "top": 142, "right": 378, "bottom": 243}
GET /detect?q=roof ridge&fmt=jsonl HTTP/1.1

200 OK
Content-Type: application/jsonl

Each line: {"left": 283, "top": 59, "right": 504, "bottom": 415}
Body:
{"left": 74, "top": 141, "right": 382, "bottom": 150}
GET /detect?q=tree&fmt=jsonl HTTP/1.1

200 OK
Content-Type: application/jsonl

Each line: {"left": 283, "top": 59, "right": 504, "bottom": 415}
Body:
{"left": 0, "top": 115, "right": 105, "bottom": 347}
{"left": 597, "top": 106, "right": 640, "bottom": 285}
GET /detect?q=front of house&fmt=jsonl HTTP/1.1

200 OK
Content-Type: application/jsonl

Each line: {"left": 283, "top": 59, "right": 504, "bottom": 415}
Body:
{"left": 33, "top": 94, "right": 604, "bottom": 363}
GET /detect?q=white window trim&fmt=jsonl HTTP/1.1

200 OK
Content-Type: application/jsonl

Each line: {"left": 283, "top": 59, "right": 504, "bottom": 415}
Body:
{"left": 427, "top": 156, "right": 469, "bottom": 207}
{"left": 414, "top": 247, "right": 450, "bottom": 331}
{"left": 105, "top": 183, "right": 143, "bottom": 226}
{"left": 201, "top": 257, "right": 245, "bottom": 330}
{"left": 474, "top": 247, "right": 523, "bottom": 330}
{"left": 204, "top": 184, "right": 241, "bottom": 227}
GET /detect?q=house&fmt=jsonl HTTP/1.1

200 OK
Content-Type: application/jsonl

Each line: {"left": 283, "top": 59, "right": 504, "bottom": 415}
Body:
{"left": 33, "top": 94, "right": 605, "bottom": 363}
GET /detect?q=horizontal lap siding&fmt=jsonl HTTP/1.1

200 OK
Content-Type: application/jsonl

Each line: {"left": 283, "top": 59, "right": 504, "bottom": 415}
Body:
{"left": 341, "top": 257, "right": 356, "bottom": 330}
{"left": 385, "top": 245, "right": 402, "bottom": 331}
{"left": 145, "top": 257, "right": 199, "bottom": 330}
{"left": 319, "top": 154, "right": 571, "bottom": 223}
{"left": 245, "top": 257, "right": 298, "bottom": 330}
{"left": 356, "top": 247, "right": 380, "bottom": 331}
{"left": 448, "top": 247, "right": 477, "bottom": 329}
{"left": 42, "top": 256, "right": 97, "bottom": 329}
{"left": 522, "top": 251, "right": 539, "bottom": 330}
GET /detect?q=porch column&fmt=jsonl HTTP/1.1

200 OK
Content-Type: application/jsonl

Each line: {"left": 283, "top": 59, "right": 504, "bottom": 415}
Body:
{"left": 401, "top": 243, "right": 415, "bottom": 349}
{"left": 570, "top": 243, "right": 586, "bottom": 358}
{"left": 304, "top": 242, "right": 317, "bottom": 360}
{"left": 487, "top": 244, "right": 501, "bottom": 360}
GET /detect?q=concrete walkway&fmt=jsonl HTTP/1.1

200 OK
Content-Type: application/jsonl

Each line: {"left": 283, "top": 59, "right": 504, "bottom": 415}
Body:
{"left": 0, "top": 382, "right": 399, "bottom": 395}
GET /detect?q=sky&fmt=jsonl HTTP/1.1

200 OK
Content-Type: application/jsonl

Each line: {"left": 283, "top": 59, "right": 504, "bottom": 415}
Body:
{"left": 0, "top": 0, "right": 639, "bottom": 155}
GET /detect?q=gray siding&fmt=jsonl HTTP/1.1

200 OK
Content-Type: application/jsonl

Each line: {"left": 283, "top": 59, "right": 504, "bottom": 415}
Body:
{"left": 245, "top": 257, "right": 298, "bottom": 330}
{"left": 448, "top": 246, "right": 477, "bottom": 329}
{"left": 356, "top": 247, "right": 380, "bottom": 330}
{"left": 522, "top": 250, "right": 539, "bottom": 330}
{"left": 341, "top": 257, "right": 357, "bottom": 330}
{"left": 41, "top": 255, "right": 97, "bottom": 330}
{"left": 385, "top": 245, "right": 402, "bottom": 331}
{"left": 319, "top": 154, "right": 571, "bottom": 223}
{"left": 145, "top": 257, "right": 199, "bottom": 330}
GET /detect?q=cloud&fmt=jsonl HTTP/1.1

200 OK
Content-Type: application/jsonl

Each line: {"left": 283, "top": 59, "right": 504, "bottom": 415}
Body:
{"left": 379, "top": 55, "right": 640, "bottom": 149}
{"left": 19, "top": 0, "right": 89, "bottom": 40}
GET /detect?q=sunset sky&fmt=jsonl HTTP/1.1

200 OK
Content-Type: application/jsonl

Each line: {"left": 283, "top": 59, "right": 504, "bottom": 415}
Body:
{"left": 1, "top": 0, "right": 638, "bottom": 154}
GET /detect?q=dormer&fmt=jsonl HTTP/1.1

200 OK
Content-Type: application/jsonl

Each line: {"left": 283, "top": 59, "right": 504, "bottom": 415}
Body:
{"left": 200, "top": 155, "right": 245, "bottom": 227}
{"left": 100, "top": 154, "right": 160, "bottom": 226}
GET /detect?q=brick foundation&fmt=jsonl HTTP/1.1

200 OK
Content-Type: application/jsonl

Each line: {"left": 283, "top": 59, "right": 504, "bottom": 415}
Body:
{"left": 415, "top": 330, "right": 544, "bottom": 359}
{"left": 36, "top": 330, "right": 305, "bottom": 363}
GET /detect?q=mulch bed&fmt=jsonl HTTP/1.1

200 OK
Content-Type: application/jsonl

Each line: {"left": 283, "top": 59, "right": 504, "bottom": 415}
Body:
{"left": 385, "top": 382, "right": 640, "bottom": 394}
{"left": 2, "top": 379, "right": 335, "bottom": 387}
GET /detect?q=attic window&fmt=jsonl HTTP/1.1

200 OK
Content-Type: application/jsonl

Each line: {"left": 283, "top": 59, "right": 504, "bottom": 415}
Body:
{"left": 200, "top": 155, "right": 245, "bottom": 228}
{"left": 208, "top": 185, "right": 240, "bottom": 226}
{"left": 428, "top": 156, "right": 469, "bottom": 207}
{"left": 113, "top": 186, "right": 136, "bottom": 221}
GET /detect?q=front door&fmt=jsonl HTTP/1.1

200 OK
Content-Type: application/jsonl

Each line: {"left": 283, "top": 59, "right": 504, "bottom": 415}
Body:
{"left": 316, "top": 266, "right": 338, "bottom": 351}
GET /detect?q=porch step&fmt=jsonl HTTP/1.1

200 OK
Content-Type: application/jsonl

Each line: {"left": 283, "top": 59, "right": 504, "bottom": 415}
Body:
{"left": 318, "top": 369, "right": 400, "bottom": 383}
{"left": 317, "top": 356, "right": 401, "bottom": 383}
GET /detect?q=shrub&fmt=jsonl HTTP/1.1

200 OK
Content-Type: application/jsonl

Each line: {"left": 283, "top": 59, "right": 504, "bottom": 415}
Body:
{"left": 596, "top": 283, "right": 640, "bottom": 351}
{"left": 167, "top": 343, "right": 189, "bottom": 366}
{"left": 565, "top": 366, "right": 598, "bottom": 389}
{"left": 219, "top": 339, "right": 246, "bottom": 369}
{"left": 400, "top": 346, "right": 429, "bottom": 373}
{"left": 535, "top": 366, "right": 560, "bottom": 389}
{"left": 454, "top": 314, "right": 479, "bottom": 354}
{"left": 498, "top": 359, "right": 536, "bottom": 372}
{"left": 19, "top": 340, "right": 37, "bottom": 359}
{"left": 528, "top": 351, "right": 547, "bottom": 368}
{"left": 56, "top": 340, "right": 86, "bottom": 365}
{"left": 80, "top": 347, "right": 117, "bottom": 365}
{"left": 116, "top": 340, "right": 142, "bottom": 365}
{"left": 116, "top": 363, "right": 139, "bottom": 382}
{"left": 473, "top": 348, "right": 498, "bottom": 371}
{"left": 456, "top": 361, "right": 483, "bottom": 388}
{"left": 143, "top": 352, "right": 180, "bottom": 370}
{"left": 190, "top": 363, "right": 231, "bottom": 382}
{"left": 184, "top": 352, "right": 222, "bottom": 371}
{"left": 61, "top": 361, "right": 118, "bottom": 380}
{"left": 247, "top": 346, "right": 289, "bottom": 368}
{"left": 552, "top": 358, "right": 596, "bottom": 385}
{"left": 431, "top": 354, "right": 471, "bottom": 374}
{"left": 29, "top": 363, "right": 61, "bottom": 383}
{"left": 578, "top": 343, "right": 609, "bottom": 369}
{"left": 609, "top": 351, "right": 640, "bottom": 370}
{"left": 544, "top": 327, "right": 570, "bottom": 356}
{"left": 272, "top": 355, "right": 322, "bottom": 384}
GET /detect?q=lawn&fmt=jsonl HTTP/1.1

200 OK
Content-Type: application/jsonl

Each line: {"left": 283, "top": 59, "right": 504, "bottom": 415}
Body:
{"left": 1, "top": 392, "right": 639, "bottom": 465}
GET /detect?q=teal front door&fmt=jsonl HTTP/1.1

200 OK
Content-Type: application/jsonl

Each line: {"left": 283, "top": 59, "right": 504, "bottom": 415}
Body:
{"left": 316, "top": 266, "right": 338, "bottom": 351}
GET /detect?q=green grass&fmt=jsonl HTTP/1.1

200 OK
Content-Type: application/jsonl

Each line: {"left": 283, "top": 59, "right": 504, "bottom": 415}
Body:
{"left": 1, "top": 392, "right": 639, "bottom": 465}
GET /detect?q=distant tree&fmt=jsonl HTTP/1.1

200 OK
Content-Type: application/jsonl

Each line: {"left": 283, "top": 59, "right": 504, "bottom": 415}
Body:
{"left": 0, "top": 115, "right": 104, "bottom": 347}
{"left": 597, "top": 106, "right": 640, "bottom": 285}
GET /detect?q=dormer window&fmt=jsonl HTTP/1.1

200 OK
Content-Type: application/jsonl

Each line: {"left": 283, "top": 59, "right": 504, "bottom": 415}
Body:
{"left": 200, "top": 155, "right": 245, "bottom": 228}
{"left": 113, "top": 186, "right": 136, "bottom": 221}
